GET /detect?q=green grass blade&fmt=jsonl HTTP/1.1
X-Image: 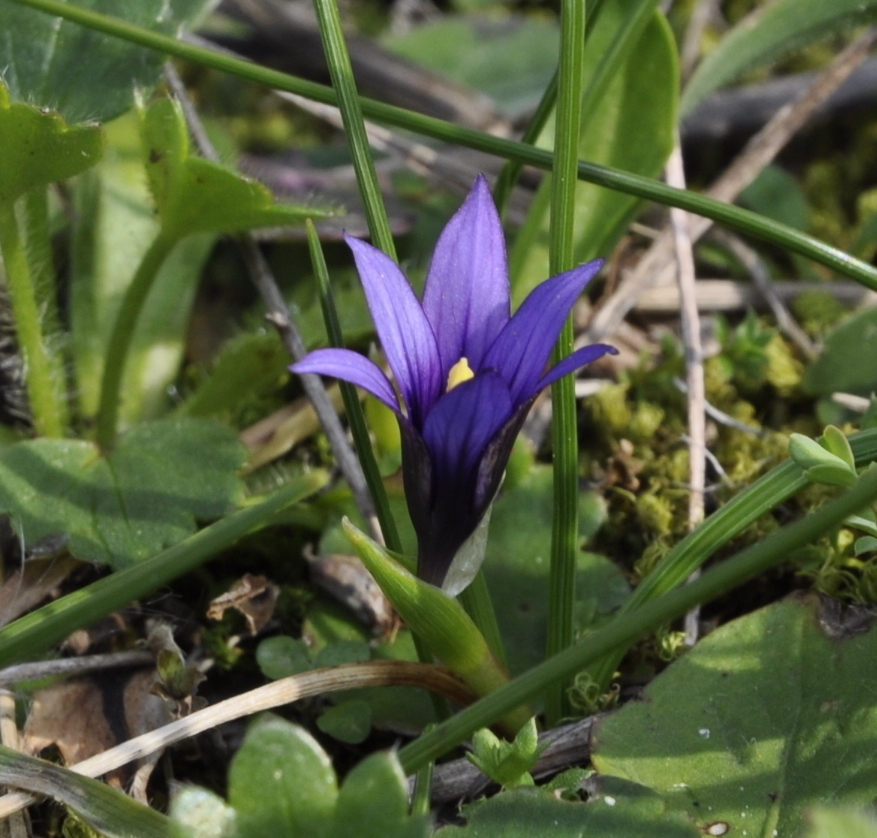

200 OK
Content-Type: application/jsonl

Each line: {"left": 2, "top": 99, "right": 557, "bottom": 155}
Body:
{"left": 545, "top": 0, "right": 587, "bottom": 725}
{"left": 312, "top": 0, "right": 396, "bottom": 259}
{"left": 5, "top": 0, "right": 877, "bottom": 290}
{"left": 0, "top": 746, "right": 172, "bottom": 838}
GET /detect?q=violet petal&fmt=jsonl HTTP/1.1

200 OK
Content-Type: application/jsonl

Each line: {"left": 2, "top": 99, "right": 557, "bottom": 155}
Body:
{"left": 537, "top": 343, "right": 619, "bottom": 390}
{"left": 482, "top": 259, "right": 603, "bottom": 405}
{"left": 422, "top": 371, "right": 514, "bottom": 488}
{"left": 422, "top": 175, "right": 510, "bottom": 377}
{"left": 290, "top": 348, "right": 400, "bottom": 413}
{"left": 346, "top": 235, "right": 442, "bottom": 426}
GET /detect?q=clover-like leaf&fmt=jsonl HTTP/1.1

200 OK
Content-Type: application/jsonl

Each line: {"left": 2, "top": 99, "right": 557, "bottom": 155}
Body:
{"left": 0, "top": 417, "right": 246, "bottom": 568}
{"left": 0, "top": 83, "right": 104, "bottom": 204}
{"left": 591, "top": 595, "right": 877, "bottom": 837}
{"left": 141, "top": 97, "right": 328, "bottom": 239}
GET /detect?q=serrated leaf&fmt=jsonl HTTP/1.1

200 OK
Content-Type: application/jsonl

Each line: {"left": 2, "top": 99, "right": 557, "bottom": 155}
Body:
{"left": 0, "top": 0, "right": 213, "bottom": 123}
{"left": 141, "top": 97, "right": 326, "bottom": 239}
{"left": 0, "top": 417, "right": 245, "bottom": 568}
{"left": 228, "top": 716, "right": 337, "bottom": 838}
{"left": 0, "top": 82, "right": 104, "bottom": 204}
{"left": 682, "top": 0, "right": 877, "bottom": 115}
{"left": 591, "top": 596, "right": 877, "bottom": 837}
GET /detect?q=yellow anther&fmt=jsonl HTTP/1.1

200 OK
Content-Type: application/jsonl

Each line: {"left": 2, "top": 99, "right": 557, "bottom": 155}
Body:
{"left": 446, "top": 357, "right": 475, "bottom": 391}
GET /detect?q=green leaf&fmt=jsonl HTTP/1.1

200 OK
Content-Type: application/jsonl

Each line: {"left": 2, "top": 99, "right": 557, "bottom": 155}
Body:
{"left": 789, "top": 432, "right": 857, "bottom": 487}
{"left": 332, "top": 751, "right": 429, "bottom": 838}
{"left": 510, "top": 3, "right": 677, "bottom": 302}
{"left": 682, "top": 0, "right": 877, "bottom": 115}
{"left": 468, "top": 717, "right": 544, "bottom": 788}
{"left": 141, "top": 97, "right": 326, "bottom": 239}
{"left": 803, "top": 807, "right": 877, "bottom": 838}
{"left": 317, "top": 699, "right": 372, "bottom": 745}
{"left": 590, "top": 596, "right": 877, "bottom": 837}
{"left": 383, "top": 16, "right": 559, "bottom": 116}
{"left": 178, "top": 331, "right": 290, "bottom": 419}
{"left": 0, "top": 82, "right": 104, "bottom": 204}
{"left": 483, "top": 466, "right": 629, "bottom": 676}
{"left": 0, "top": 417, "right": 246, "bottom": 568}
{"left": 228, "top": 716, "right": 337, "bottom": 838}
{"left": 171, "top": 787, "right": 236, "bottom": 838}
{"left": 739, "top": 165, "right": 810, "bottom": 232}
{"left": 435, "top": 786, "right": 700, "bottom": 838}
{"left": 0, "top": 0, "right": 211, "bottom": 123}
{"left": 804, "top": 307, "right": 877, "bottom": 397}
{"left": 823, "top": 425, "right": 856, "bottom": 470}
{"left": 257, "top": 635, "right": 313, "bottom": 680}
{"left": 0, "top": 746, "right": 172, "bottom": 838}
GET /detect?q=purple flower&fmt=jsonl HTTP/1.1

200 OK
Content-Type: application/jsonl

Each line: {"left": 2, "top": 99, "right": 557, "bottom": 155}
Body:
{"left": 292, "top": 176, "right": 617, "bottom": 593}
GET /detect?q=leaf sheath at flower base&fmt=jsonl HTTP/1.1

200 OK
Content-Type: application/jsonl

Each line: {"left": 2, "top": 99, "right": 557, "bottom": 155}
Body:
{"left": 343, "top": 518, "right": 531, "bottom": 734}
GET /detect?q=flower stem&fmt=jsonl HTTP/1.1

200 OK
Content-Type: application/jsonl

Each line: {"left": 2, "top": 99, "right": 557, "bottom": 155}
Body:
{"left": 0, "top": 198, "right": 65, "bottom": 437}
{"left": 94, "top": 231, "right": 177, "bottom": 449}
{"left": 546, "top": 0, "right": 587, "bottom": 726}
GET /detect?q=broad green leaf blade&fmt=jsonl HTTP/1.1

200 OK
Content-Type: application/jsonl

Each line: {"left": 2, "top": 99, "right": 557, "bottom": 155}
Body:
{"left": 228, "top": 716, "right": 337, "bottom": 838}
{"left": 483, "top": 466, "right": 628, "bottom": 676}
{"left": 682, "top": 0, "right": 877, "bottom": 115}
{"left": 142, "top": 97, "right": 327, "bottom": 239}
{"left": 0, "top": 746, "right": 172, "bottom": 838}
{"left": 0, "top": 0, "right": 213, "bottom": 122}
{"left": 0, "top": 417, "right": 246, "bottom": 568}
{"left": 803, "top": 807, "right": 877, "bottom": 838}
{"left": 510, "top": 3, "right": 678, "bottom": 302}
{"left": 435, "top": 786, "right": 700, "bottom": 838}
{"left": 0, "top": 82, "right": 103, "bottom": 203}
{"left": 591, "top": 596, "right": 877, "bottom": 837}
{"left": 332, "top": 751, "right": 429, "bottom": 838}
{"left": 803, "top": 307, "right": 877, "bottom": 397}
{"left": 384, "top": 16, "right": 559, "bottom": 116}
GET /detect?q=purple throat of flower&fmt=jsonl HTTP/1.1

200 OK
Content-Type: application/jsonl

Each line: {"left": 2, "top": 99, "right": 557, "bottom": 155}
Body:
{"left": 291, "top": 175, "right": 618, "bottom": 594}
